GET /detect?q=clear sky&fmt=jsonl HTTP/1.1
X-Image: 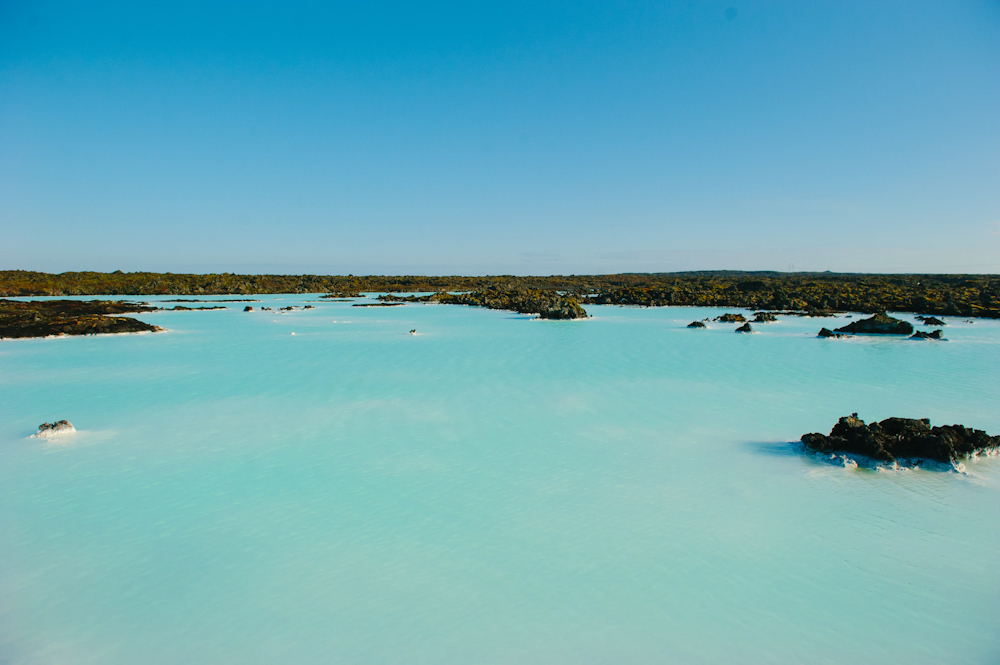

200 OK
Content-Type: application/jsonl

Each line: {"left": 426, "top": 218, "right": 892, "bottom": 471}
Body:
{"left": 2, "top": 1, "right": 999, "bottom": 275}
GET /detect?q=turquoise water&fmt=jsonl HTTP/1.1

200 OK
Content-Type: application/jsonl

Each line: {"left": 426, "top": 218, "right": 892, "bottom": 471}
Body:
{"left": 2, "top": 296, "right": 999, "bottom": 664}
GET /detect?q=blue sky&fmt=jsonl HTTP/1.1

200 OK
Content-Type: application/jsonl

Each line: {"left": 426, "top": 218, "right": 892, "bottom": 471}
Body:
{"left": 2, "top": 1, "right": 999, "bottom": 275}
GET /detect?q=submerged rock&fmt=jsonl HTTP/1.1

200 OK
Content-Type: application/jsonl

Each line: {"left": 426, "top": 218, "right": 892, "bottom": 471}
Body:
{"left": 752, "top": 312, "right": 777, "bottom": 323}
{"left": 817, "top": 327, "right": 846, "bottom": 338}
{"left": 801, "top": 413, "right": 999, "bottom": 463}
{"left": 918, "top": 316, "right": 946, "bottom": 326}
{"left": 910, "top": 330, "right": 943, "bottom": 340}
{"left": 687, "top": 321, "right": 707, "bottom": 328}
{"left": 734, "top": 323, "right": 754, "bottom": 333}
{"left": 244, "top": 306, "right": 253, "bottom": 312}
{"left": 716, "top": 313, "right": 747, "bottom": 323}
{"left": 833, "top": 312, "right": 913, "bottom": 336}
{"left": 33, "top": 420, "right": 75, "bottom": 437}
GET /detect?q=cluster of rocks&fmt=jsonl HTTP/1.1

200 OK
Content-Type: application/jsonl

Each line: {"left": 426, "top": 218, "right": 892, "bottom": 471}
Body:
{"left": 163, "top": 298, "right": 256, "bottom": 303}
{"left": 244, "top": 305, "right": 316, "bottom": 312}
{"left": 169, "top": 305, "right": 226, "bottom": 311}
{"left": 916, "top": 315, "right": 946, "bottom": 325}
{"left": 801, "top": 414, "right": 999, "bottom": 463}
{"left": 817, "top": 328, "right": 848, "bottom": 338}
{"left": 379, "top": 288, "right": 588, "bottom": 319}
{"left": 320, "top": 292, "right": 363, "bottom": 299}
{"left": 818, "top": 312, "right": 946, "bottom": 340}
{"left": 687, "top": 313, "right": 761, "bottom": 332}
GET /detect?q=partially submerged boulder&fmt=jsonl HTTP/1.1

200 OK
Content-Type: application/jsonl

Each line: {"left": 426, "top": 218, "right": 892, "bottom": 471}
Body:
{"left": 752, "top": 312, "right": 777, "bottom": 323}
{"left": 33, "top": 420, "right": 76, "bottom": 437}
{"left": 833, "top": 312, "right": 913, "bottom": 336}
{"left": 817, "top": 328, "right": 846, "bottom": 338}
{"left": 801, "top": 413, "right": 999, "bottom": 463}
{"left": 919, "top": 316, "right": 946, "bottom": 326}
{"left": 734, "top": 323, "right": 754, "bottom": 333}
{"left": 716, "top": 313, "right": 747, "bottom": 323}
{"left": 910, "top": 330, "right": 943, "bottom": 340}
{"left": 687, "top": 321, "right": 706, "bottom": 328}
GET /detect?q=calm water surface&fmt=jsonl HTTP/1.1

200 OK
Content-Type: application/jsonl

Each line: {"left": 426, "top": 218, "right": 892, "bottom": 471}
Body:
{"left": 1, "top": 296, "right": 999, "bottom": 664}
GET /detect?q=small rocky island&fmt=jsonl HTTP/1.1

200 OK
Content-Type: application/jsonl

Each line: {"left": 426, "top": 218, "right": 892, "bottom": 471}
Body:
{"left": 831, "top": 312, "right": 913, "bottom": 335}
{"left": 818, "top": 312, "right": 922, "bottom": 338}
{"left": 801, "top": 414, "right": 999, "bottom": 464}
{"left": 33, "top": 420, "right": 76, "bottom": 437}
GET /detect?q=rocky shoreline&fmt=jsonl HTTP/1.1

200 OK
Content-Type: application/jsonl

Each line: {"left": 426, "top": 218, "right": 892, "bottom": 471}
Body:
{"left": 4, "top": 271, "right": 997, "bottom": 319}
{"left": 0, "top": 299, "right": 164, "bottom": 339}
{"left": 801, "top": 414, "right": 999, "bottom": 464}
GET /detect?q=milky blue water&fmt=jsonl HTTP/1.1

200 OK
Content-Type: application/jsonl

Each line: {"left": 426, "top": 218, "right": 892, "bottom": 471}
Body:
{"left": 1, "top": 296, "right": 999, "bottom": 664}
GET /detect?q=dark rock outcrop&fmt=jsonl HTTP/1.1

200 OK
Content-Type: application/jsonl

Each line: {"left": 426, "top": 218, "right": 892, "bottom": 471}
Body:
{"left": 244, "top": 306, "right": 253, "bottom": 312}
{"left": 35, "top": 420, "right": 75, "bottom": 435}
{"left": 918, "top": 316, "right": 946, "bottom": 326}
{"left": 833, "top": 312, "right": 913, "bottom": 335}
{"left": 735, "top": 323, "right": 754, "bottom": 333}
{"left": 801, "top": 413, "right": 999, "bottom": 463}
{"left": 910, "top": 330, "right": 943, "bottom": 340}
{"left": 0, "top": 299, "right": 162, "bottom": 339}
{"left": 716, "top": 313, "right": 747, "bottom": 323}
{"left": 752, "top": 312, "right": 777, "bottom": 323}
{"left": 817, "top": 328, "right": 846, "bottom": 338}
{"left": 687, "top": 321, "right": 706, "bottom": 328}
